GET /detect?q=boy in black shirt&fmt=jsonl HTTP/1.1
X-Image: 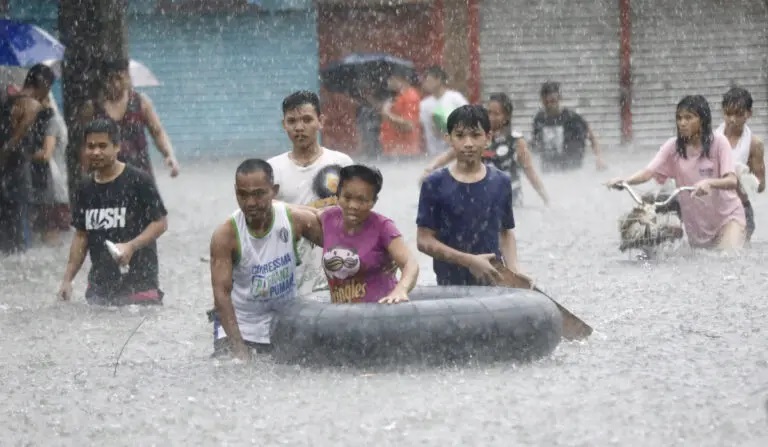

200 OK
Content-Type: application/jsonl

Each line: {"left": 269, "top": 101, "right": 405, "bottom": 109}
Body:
{"left": 58, "top": 119, "right": 168, "bottom": 305}
{"left": 531, "top": 81, "right": 606, "bottom": 172}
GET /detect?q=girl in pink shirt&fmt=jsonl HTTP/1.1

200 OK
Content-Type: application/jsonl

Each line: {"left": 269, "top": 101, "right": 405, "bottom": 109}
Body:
{"left": 608, "top": 95, "right": 746, "bottom": 250}
{"left": 318, "top": 164, "right": 419, "bottom": 303}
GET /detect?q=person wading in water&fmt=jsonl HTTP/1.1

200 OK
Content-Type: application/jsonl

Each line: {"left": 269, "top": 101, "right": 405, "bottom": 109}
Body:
{"left": 714, "top": 87, "right": 764, "bottom": 244}
{"left": 421, "top": 93, "right": 549, "bottom": 207}
{"left": 81, "top": 58, "right": 179, "bottom": 179}
{"left": 267, "top": 91, "right": 353, "bottom": 296}
{"left": 58, "top": 119, "right": 169, "bottom": 306}
{"left": 208, "top": 158, "right": 324, "bottom": 361}
{"left": 0, "top": 65, "right": 47, "bottom": 253}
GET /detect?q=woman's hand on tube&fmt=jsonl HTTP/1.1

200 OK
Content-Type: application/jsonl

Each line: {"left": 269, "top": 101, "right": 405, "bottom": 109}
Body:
{"left": 379, "top": 286, "right": 409, "bottom": 304}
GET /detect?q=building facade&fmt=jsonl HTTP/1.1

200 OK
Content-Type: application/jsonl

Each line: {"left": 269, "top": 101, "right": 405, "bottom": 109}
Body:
{"left": 9, "top": 0, "right": 319, "bottom": 158}
{"left": 6, "top": 0, "right": 767, "bottom": 155}
{"left": 480, "top": 0, "right": 768, "bottom": 148}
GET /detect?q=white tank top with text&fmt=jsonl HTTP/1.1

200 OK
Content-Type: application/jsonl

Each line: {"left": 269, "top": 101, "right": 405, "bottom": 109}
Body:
{"left": 217, "top": 202, "right": 298, "bottom": 344}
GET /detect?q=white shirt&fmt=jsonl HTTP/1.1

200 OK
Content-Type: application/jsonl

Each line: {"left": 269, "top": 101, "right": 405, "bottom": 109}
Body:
{"left": 419, "top": 90, "right": 468, "bottom": 155}
{"left": 267, "top": 147, "right": 353, "bottom": 295}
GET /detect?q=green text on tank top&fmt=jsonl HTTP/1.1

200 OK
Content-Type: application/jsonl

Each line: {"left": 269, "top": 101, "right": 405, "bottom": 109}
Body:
{"left": 230, "top": 203, "right": 301, "bottom": 303}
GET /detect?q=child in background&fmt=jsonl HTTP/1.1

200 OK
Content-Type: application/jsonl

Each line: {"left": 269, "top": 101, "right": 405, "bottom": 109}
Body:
{"left": 715, "top": 87, "right": 764, "bottom": 243}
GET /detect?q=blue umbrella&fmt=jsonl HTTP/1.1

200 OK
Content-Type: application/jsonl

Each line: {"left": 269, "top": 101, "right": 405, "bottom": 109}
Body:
{"left": 0, "top": 19, "right": 64, "bottom": 67}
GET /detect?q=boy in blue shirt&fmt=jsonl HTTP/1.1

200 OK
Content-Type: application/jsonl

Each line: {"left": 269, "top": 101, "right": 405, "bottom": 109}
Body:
{"left": 416, "top": 104, "right": 519, "bottom": 285}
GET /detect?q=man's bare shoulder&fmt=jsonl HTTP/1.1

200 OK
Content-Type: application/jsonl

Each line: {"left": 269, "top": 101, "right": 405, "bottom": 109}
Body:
{"left": 211, "top": 217, "right": 237, "bottom": 247}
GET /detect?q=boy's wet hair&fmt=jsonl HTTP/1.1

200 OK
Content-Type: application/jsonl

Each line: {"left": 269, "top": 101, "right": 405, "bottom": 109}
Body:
{"left": 84, "top": 118, "right": 121, "bottom": 146}
{"left": 722, "top": 87, "right": 753, "bottom": 112}
{"left": 424, "top": 65, "right": 448, "bottom": 83}
{"left": 338, "top": 164, "right": 383, "bottom": 200}
{"left": 447, "top": 104, "right": 491, "bottom": 134}
{"left": 282, "top": 90, "right": 321, "bottom": 116}
{"left": 236, "top": 158, "right": 274, "bottom": 184}
{"left": 540, "top": 81, "right": 560, "bottom": 97}
{"left": 23, "top": 64, "right": 55, "bottom": 91}
{"left": 676, "top": 95, "right": 713, "bottom": 159}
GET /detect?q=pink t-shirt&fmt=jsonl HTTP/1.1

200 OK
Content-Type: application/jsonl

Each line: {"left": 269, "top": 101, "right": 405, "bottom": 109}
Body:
{"left": 320, "top": 206, "right": 401, "bottom": 303}
{"left": 647, "top": 133, "right": 746, "bottom": 247}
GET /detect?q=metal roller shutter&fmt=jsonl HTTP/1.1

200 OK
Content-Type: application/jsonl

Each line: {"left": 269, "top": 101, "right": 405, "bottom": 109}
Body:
{"left": 632, "top": 0, "right": 768, "bottom": 148}
{"left": 480, "top": 0, "right": 621, "bottom": 146}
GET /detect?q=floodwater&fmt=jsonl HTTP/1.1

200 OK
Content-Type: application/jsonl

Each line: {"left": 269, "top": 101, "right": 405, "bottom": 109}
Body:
{"left": 2, "top": 150, "right": 767, "bottom": 446}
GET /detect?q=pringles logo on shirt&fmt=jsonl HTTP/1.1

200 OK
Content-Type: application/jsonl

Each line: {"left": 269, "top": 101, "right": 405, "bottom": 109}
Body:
{"left": 308, "top": 164, "right": 343, "bottom": 209}
{"left": 323, "top": 245, "right": 366, "bottom": 303}
{"left": 331, "top": 282, "right": 367, "bottom": 303}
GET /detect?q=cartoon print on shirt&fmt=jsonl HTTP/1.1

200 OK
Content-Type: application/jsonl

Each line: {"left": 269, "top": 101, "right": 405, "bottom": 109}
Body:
{"left": 323, "top": 245, "right": 368, "bottom": 303}
{"left": 322, "top": 246, "right": 361, "bottom": 280}
{"left": 308, "top": 164, "right": 343, "bottom": 209}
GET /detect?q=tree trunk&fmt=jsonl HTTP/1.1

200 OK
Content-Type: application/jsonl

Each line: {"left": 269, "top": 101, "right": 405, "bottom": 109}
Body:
{"left": 58, "top": 0, "right": 128, "bottom": 207}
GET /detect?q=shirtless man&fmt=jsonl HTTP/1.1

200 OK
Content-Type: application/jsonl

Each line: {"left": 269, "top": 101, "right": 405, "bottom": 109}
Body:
{"left": 208, "top": 158, "right": 323, "bottom": 361}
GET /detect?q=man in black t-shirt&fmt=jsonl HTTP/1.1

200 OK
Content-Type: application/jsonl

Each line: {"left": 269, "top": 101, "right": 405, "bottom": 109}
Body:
{"left": 531, "top": 81, "right": 606, "bottom": 172}
{"left": 58, "top": 119, "right": 168, "bottom": 306}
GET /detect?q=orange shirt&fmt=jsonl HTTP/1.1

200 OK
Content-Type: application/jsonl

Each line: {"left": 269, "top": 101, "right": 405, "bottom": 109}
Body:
{"left": 380, "top": 87, "right": 422, "bottom": 156}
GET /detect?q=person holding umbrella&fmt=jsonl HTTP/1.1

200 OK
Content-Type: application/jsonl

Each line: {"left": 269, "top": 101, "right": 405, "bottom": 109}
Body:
{"left": 380, "top": 67, "right": 422, "bottom": 158}
{"left": 81, "top": 58, "right": 179, "bottom": 180}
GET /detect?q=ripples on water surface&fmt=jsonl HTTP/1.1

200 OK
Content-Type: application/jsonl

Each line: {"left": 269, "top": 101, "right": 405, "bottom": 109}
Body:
{"left": 2, "top": 151, "right": 767, "bottom": 446}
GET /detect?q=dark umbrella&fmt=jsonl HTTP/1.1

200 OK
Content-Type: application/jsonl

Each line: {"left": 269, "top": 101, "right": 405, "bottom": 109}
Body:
{"left": 320, "top": 53, "right": 417, "bottom": 99}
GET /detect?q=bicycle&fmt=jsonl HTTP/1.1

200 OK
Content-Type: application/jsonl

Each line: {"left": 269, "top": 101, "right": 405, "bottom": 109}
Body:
{"left": 609, "top": 181, "right": 695, "bottom": 260}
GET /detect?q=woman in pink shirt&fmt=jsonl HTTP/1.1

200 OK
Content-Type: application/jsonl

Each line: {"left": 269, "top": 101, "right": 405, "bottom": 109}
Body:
{"left": 607, "top": 95, "right": 746, "bottom": 250}
{"left": 318, "top": 164, "right": 419, "bottom": 303}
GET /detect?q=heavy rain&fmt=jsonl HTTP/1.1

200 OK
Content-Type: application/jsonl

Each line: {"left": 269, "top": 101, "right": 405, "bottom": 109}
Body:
{"left": 1, "top": 0, "right": 768, "bottom": 445}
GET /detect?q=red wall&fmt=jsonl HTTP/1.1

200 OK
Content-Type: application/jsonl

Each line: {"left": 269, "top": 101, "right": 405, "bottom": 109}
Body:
{"left": 317, "top": 2, "right": 444, "bottom": 154}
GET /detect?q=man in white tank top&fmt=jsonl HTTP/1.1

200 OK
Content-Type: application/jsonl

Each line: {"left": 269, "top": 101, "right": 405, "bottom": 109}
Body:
{"left": 716, "top": 87, "right": 765, "bottom": 243}
{"left": 268, "top": 91, "right": 353, "bottom": 297}
{"left": 208, "top": 158, "right": 323, "bottom": 361}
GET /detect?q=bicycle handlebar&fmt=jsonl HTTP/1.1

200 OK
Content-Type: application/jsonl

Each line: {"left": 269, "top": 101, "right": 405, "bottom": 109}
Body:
{"left": 611, "top": 181, "right": 695, "bottom": 207}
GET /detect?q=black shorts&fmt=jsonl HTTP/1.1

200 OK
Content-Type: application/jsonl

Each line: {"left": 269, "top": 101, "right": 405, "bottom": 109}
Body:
{"left": 212, "top": 337, "right": 273, "bottom": 358}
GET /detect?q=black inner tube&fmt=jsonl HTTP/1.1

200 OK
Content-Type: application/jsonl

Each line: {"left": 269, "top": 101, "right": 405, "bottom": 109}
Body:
{"left": 271, "top": 286, "right": 563, "bottom": 368}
